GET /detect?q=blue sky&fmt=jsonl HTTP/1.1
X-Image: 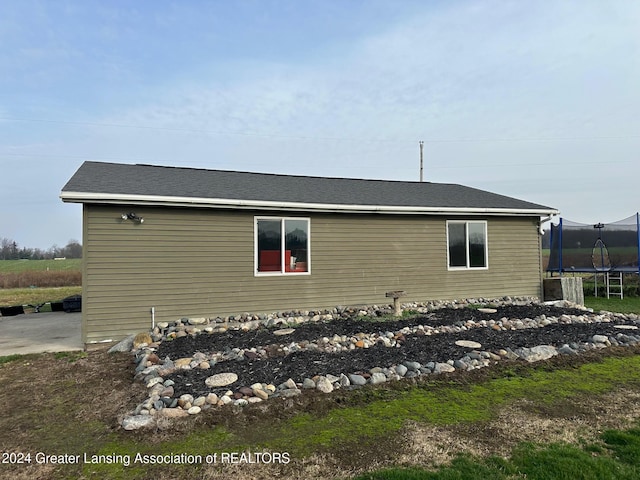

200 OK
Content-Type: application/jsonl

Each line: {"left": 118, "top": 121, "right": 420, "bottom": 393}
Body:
{"left": 1, "top": 0, "right": 639, "bottom": 249}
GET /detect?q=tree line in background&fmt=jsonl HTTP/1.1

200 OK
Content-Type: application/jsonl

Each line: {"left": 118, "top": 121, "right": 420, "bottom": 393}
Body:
{"left": 0, "top": 237, "right": 82, "bottom": 260}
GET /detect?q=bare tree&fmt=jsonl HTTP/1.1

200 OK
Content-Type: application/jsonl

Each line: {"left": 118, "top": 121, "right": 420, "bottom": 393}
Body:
{"left": 0, "top": 237, "right": 82, "bottom": 260}
{"left": 1, "top": 238, "right": 18, "bottom": 260}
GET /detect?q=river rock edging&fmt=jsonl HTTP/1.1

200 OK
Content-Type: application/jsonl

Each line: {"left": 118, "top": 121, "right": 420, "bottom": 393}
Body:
{"left": 117, "top": 298, "right": 640, "bottom": 430}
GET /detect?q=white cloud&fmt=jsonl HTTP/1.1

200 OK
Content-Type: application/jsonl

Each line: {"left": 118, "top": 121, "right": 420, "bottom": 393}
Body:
{"left": 87, "top": 1, "right": 639, "bottom": 166}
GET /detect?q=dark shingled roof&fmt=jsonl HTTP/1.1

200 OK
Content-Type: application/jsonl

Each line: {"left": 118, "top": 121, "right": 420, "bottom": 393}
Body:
{"left": 61, "top": 161, "right": 556, "bottom": 214}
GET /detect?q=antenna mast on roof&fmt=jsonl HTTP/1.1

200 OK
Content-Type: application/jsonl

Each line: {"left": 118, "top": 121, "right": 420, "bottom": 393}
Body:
{"left": 419, "top": 140, "right": 424, "bottom": 182}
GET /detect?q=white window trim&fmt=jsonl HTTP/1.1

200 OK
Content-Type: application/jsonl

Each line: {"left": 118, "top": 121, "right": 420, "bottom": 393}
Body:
{"left": 254, "top": 216, "right": 311, "bottom": 276}
{"left": 446, "top": 220, "right": 489, "bottom": 271}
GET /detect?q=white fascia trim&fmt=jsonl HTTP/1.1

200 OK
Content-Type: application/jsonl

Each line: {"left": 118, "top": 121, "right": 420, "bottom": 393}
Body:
{"left": 60, "top": 192, "right": 559, "bottom": 217}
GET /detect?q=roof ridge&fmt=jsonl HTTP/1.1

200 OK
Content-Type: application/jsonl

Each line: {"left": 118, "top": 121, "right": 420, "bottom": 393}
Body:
{"left": 63, "top": 161, "right": 557, "bottom": 215}
{"left": 116, "top": 161, "right": 434, "bottom": 185}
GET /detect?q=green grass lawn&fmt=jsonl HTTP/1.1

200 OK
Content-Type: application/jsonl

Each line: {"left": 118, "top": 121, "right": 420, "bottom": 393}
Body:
{"left": 0, "top": 286, "right": 82, "bottom": 308}
{"left": 354, "top": 427, "right": 640, "bottom": 479}
{"left": 1, "top": 349, "right": 636, "bottom": 479}
{"left": 0, "top": 258, "right": 81, "bottom": 272}
{"left": 584, "top": 296, "right": 640, "bottom": 314}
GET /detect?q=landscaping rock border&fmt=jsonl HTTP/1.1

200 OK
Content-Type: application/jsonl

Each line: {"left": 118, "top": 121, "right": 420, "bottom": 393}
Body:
{"left": 118, "top": 297, "right": 640, "bottom": 430}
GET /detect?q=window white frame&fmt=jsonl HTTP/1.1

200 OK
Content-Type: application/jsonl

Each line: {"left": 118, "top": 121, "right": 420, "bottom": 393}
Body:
{"left": 254, "top": 216, "right": 311, "bottom": 276}
{"left": 446, "top": 220, "right": 488, "bottom": 270}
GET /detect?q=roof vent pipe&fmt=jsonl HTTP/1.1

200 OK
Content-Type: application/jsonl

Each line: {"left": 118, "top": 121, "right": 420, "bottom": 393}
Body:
{"left": 419, "top": 141, "right": 424, "bottom": 182}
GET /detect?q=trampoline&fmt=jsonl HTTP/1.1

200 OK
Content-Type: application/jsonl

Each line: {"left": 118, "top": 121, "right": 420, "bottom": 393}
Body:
{"left": 546, "top": 213, "right": 640, "bottom": 298}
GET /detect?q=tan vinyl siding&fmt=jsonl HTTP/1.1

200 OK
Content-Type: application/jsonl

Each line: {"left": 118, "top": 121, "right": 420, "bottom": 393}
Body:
{"left": 81, "top": 204, "right": 543, "bottom": 343}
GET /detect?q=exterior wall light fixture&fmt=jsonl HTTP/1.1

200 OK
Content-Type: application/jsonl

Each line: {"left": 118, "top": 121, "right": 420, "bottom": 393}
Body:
{"left": 121, "top": 212, "right": 144, "bottom": 223}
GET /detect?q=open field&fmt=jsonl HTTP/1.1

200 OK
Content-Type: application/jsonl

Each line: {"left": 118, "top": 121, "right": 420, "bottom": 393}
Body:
{"left": 0, "top": 286, "right": 82, "bottom": 310}
{"left": 0, "top": 259, "right": 81, "bottom": 290}
{"left": 0, "top": 259, "right": 82, "bottom": 273}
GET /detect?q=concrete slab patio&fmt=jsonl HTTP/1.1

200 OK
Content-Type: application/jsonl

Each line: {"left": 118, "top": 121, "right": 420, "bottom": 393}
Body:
{"left": 0, "top": 311, "right": 82, "bottom": 356}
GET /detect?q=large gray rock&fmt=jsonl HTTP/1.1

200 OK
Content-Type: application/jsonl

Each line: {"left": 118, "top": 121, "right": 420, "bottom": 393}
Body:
{"left": 325, "top": 374, "right": 340, "bottom": 383}
{"left": 188, "top": 317, "right": 208, "bottom": 325}
{"left": 348, "top": 373, "right": 367, "bottom": 386}
{"left": 477, "top": 308, "right": 497, "bottom": 314}
{"left": 273, "top": 328, "right": 296, "bottom": 336}
{"left": 453, "top": 359, "right": 469, "bottom": 370}
{"left": 433, "top": 363, "right": 456, "bottom": 374}
{"left": 395, "top": 364, "right": 408, "bottom": 377}
{"left": 455, "top": 340, "right": 482, "bottom": 349}
{"left": 282, "top": 378, "right": 297, "bottom": 390}
{"left": 558, "top": 344, "right": 579, "bottom": 356}
{"left": 369, "top": 372, "right": 387, "bottom": 384}
{"left": 302, "top": 378, "right": 316, "bottom": 389}
{"left": 403, "top": 361, "right": 422, "bottom": 372}
{"left": 316, "top": 376, "right": 334, "bottom": 393}
{"left": 516, "top": 345, "right": 558, "bottom": 363}
{"left": 122, "top": 414, "right": 155, "bottom": 430}
{"left": 279, "top": 388, "right": 301, "bottom": 398}
{"left": 205, "top": 372, "right": 238, "bottom": 388}
{"left": 614, "top": 325, "right": 638, "bottom": 330}
{"left": 108, "top": 334, "right": 135, "bottom": 353}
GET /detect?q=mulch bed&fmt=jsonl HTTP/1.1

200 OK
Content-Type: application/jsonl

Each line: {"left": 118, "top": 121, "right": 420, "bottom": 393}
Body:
{"left": 156, "top": 305, "right": 628, "bottom": 398}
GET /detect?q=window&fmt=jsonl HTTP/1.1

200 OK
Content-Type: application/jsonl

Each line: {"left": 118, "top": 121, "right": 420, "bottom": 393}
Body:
{"left": 256, "top": 217, "right": 310, "bottom": 274}
{"left": 447, "top": 221, "right": 487, "bottom": 269}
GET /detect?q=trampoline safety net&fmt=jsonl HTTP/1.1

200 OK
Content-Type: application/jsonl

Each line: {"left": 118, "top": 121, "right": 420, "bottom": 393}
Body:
{"left": 546, "top": 213, "right": 640, "bottom": 273}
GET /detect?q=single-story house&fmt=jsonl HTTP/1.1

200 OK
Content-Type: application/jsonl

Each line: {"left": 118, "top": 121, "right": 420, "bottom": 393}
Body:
{"left": 61, "top": 161, "right": 558, "bottom": 345}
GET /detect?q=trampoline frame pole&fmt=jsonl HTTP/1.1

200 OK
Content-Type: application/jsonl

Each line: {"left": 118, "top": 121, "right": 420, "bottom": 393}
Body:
{"left": 558, "top": 217, "right": 563, "bottom": 275}
{"left": 637, "top": 212, "right": 640, "bottom": 277}
{"left": 599, "top": 228, "right": 605, "bottom": 273}
{"left": 547, "top": 221, "right": 554, "bottom": 276}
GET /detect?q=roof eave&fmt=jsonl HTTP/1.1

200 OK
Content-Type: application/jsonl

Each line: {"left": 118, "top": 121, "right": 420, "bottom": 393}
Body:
{"left": 60, "top": 191, "right": 559, "bottom": 217}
